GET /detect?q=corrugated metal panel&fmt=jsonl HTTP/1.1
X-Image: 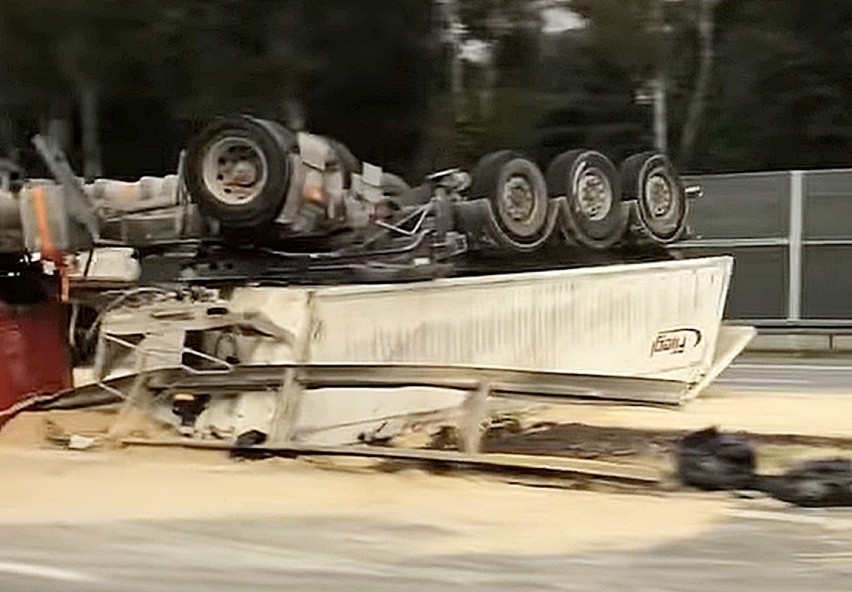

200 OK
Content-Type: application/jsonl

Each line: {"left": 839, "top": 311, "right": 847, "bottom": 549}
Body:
{"left": 309, "top": 257, "right": 732, "bottom": 384}
{"left": 231, "top": 257, "right": 734, "bottom": 387}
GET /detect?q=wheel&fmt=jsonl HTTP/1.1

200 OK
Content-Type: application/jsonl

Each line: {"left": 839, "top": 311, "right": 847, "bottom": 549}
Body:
{"left": 469, "top": 150, "right": 550, "bottom": 247}
{"left": 545, "top": 149, "right": 628, "bottom": 250}
{"left": 185, "top": 116, "right": 296, "bottom": 229}
{"left": 621, "top": 152, "right": 687, "bottom": 244}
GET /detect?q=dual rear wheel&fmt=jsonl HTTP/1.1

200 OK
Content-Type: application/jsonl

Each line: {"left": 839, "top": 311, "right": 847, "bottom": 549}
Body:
{"left": 186, "top": 117, "right": 687, "bottom": 253}
{"left": 468, "top": 150, "right": 552, "bottom": 252}
{"left": 467, "top": 149, "right": 687, "bottom": 251}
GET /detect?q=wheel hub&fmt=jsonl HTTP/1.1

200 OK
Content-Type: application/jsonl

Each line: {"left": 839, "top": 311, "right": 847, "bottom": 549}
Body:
{"left": 201, "top": 137, "right": 268, "bottom": 204}
{"left": 501, "top": 175, "right": 536, "bottom": 222}
{"left": 646, "top": 173, "right": 673, "bottom": 217}
{"left": 576, "top": 168, "right": 612, "bottom": 221}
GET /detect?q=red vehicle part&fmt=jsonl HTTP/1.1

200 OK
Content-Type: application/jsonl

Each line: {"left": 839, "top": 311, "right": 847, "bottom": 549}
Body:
{"left": 0, "top": 297, "right": 71, "bottom": 430}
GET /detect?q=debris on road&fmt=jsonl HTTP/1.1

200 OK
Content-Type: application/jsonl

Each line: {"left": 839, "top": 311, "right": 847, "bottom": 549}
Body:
{"left": 676, "top": 427, "right": 756, "bottom": 491}
{"left": 66, "top": 434, "right": 99, "bottom": 451}
{"left": 674, "top": 427, "right": 852, "bottom": 507}
{"left": 5, "top": 400, "right": 852, "bottom": 505}
{"left": 761, "top": 458, "right": 852, "bottom": 508}
{"left": 44, "top": 418, "right": 102, "bottom": 450}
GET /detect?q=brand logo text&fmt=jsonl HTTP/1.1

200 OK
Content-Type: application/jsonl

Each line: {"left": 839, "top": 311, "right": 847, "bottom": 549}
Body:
{"left": 651, "top": 328, "right": 703, "bottom": 356}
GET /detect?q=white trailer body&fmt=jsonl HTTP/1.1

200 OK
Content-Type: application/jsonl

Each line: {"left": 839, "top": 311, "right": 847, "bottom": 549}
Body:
{"left": 228, "top": 255, "right": 748, "bottom": 399}
{"left": 92, "top": 255, "right": 752, "bottom": 445}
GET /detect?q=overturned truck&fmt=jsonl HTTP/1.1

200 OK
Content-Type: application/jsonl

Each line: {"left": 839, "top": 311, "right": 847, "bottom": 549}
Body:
{"left": 0, "top": 116, "right": 752, "bottom": 446}
{"left": 8, "top": 115, "right": 698, "bottom": 284}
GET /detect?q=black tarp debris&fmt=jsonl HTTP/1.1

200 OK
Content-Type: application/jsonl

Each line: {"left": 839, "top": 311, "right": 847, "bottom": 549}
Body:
{"left": 676, "top": 427, "right": 756, "bottom": 491}
{"left": 760, "top": 458, "right": 852, "bottom": 508}
{"left": 676, "top": 427, "right": 852, "bottom": 507}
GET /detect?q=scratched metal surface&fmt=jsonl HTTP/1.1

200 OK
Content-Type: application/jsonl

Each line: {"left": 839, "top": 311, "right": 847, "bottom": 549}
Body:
{"left": 304, "top": 256, "right": 733, "bottom": 383}
{"left": 228, "top": 257, "right": 733, "bottom": 384}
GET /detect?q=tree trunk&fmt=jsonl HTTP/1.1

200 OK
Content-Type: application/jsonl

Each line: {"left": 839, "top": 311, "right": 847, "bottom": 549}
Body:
{"left": 653, "top": 73, "right": 668, "bottom": 154}
{"left": 284, "top": 99, "right": 306, "bottom": 131}
{"left": 435, "top": 0, "right": 465, "bottom": 121}
{"left": 0, "top": 115, "right": 15, "bottom": 161}
{"left": 79, "top": 83, "right": 103, "bottom": 180}
{"left": 47, "top": 119, "right": 72, "bottom": 152}
{"left": 651, "top": 0, "right": 668, "bottom": 154}
{"left": 479, "top": 44, "right": 497, "bottom": 120}
{"left": 679, "top": 0, "right": 717, "bottom": 167}
{"left": 47, "top": 97, "right": 73, "bottom": 153}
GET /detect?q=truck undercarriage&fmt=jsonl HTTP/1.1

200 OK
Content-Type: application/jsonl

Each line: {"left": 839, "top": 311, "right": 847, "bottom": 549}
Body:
{"left": 1, "top": 114, "right": 699, "bottom": 288}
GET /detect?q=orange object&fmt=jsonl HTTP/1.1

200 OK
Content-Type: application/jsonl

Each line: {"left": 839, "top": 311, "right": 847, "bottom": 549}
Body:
{"left": 30, "top": 186, "right": 59, "bottom": 262}
{"left": 59, "top": 266, "right": 69, "bottom": 302}
{"left": 303, "top": 185, "right": 328, "bottom": 205}
{"left": 29, "top": 186, "right": 69, "bottom": 302}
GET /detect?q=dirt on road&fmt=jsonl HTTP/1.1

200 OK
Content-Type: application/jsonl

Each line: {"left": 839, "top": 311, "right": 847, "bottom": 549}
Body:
{"left": 0, "top": 443, "right": 735, "bottom": 557}
{"left": 2, "top": 384, "right": 850, "bottom": 559}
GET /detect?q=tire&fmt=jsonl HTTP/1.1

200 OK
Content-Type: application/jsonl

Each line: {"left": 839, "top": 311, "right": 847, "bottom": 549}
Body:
{"left": 545, "top": 149, "right": 628, "bottom": 250}
{"left": 185, "top": 116, "right": 296, "bottom": 229}
{"left": 621, "top": 152, "right": 687, "bottom": 244}
{"left": 469, "top": 150, "right": 550, "bottom": 246}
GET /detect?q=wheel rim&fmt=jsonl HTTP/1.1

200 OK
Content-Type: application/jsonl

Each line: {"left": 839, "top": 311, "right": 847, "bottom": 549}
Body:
{"left": 645, "top": 171, "right": 674, "bottom": 218}
{"left": 500, "top": 174, "right": 537, "bottom": 224}
{"left": 575, "top": 167, "right": 612, "bottom": 221}
{"left": 201, "top": 136, "right": 268, "bottom": 205}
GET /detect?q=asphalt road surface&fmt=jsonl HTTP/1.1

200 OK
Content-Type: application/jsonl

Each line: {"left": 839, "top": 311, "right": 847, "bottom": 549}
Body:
{"left": 2, "top": 508, "right": 852, "bottom": 592}
{"left": 716, "top": 355, "right": 852, "bottom": 393}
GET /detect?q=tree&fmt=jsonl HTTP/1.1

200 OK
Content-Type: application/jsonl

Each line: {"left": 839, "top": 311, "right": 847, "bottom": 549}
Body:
{"left": 679, "top": 0, "right": 719, "bottom": 167}
{"left": 691, "top": 0, "right": 852, "bottom": 172}
{"left": 5, "top": 0, "right": 852, "bottom": 179}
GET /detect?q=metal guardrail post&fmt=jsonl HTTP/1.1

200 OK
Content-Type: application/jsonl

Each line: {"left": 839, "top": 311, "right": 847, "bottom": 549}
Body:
{"left": 788, "top": 171, "right": 804, "bottom": 322}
